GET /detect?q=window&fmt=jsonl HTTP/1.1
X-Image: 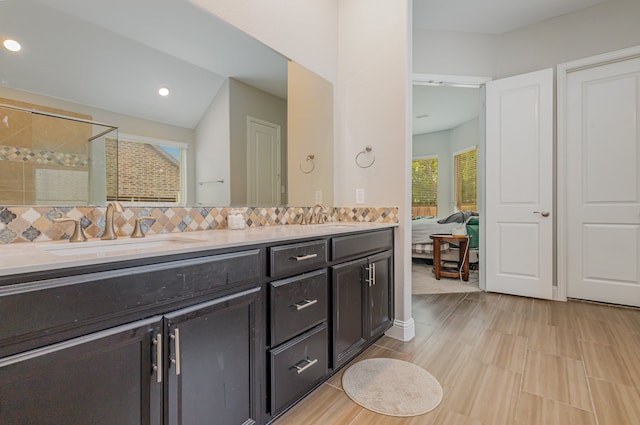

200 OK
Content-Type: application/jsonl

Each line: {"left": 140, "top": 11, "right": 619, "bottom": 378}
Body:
{"left": 106, "top": 135, "right": 187, "bottom": 204}
{"left": 454, "top": 148, "right": 477, "bottom": 212}
{"left": 412, "top": 157, "right": 438, "bottom": 216}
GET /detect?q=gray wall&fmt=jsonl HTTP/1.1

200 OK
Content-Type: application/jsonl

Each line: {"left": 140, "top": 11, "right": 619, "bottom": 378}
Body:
{"left": 228, "top": 78, "right": 287, "bottom": 205}
{"left": 413, "top": 0, "right": 640, "bottom": 78}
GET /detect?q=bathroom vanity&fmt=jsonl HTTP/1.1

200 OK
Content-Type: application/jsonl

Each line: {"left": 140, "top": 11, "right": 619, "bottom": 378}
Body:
{"left": 0, "top": 223, "right": 395, "bottom": 425}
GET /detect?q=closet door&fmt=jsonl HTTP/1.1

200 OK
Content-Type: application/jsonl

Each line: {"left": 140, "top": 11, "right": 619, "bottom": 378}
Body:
{"left": 485, "top": 68, "right": 554, "bottom": 299}
{"left": 565, "top": 57, "right": 640, "bottom": 307}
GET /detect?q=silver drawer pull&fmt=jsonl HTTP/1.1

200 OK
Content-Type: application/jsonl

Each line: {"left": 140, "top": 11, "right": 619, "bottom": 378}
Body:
{"left": 154, "top": 333, "right": 162, "bottom": 383}
{"left": 171, "top": 328, "right": 181, "bottom": 376}
{"left": 292, "top": 253, "right": 318, "bottom": 262}
{"left": 293, "top": 358, "right": 318, "bottom": 374}
{"left": 293, "top": 299, "right": 318, "bottom": 311}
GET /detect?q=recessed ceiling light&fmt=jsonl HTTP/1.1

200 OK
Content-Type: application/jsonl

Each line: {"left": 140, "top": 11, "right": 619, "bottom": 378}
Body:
{"left": 3, "top": 39, "right": 22, "bottom": 52}
{"left": 158, "top": 87, "right": 170, "bottom": 97}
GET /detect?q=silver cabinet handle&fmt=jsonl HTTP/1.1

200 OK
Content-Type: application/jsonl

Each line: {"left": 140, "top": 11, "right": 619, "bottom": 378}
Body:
{"left": 372, "top": 262, "right": 376, "bottom": 286}
{"left": 365, "top": 265, "right": 373, "bottom": 287}
{"left": 293, "top": 358, "right": 318, "bottom": 374}
{"left": 153, "top": 333, "right": 162, "bottom": 383}
{"left": 171, "top": 328, "right": 181, "bottom": 376}
{"left": 292, "top": 253, "right": 318, "bottom": 262}
{"left": 293, "top": 299, "right": 318, "bottom": 310}
{"left": 533, "top": 211, "right": 550, "bottom": 217}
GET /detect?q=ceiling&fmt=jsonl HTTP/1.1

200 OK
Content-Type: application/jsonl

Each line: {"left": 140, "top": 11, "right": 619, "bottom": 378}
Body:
{"left": 2, "top": 0, "right": 611, "bottom": 131}
{"left": 413, "top": 0, "right": 609, "bottom": 34}
{"left": 0, "top": 0, "right": 287, "bottom": 129}
{"left": 412, "top": 0, "right": 610, "bottom": 136}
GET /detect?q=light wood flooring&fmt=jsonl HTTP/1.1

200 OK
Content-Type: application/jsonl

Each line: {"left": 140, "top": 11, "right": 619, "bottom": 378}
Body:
{"left": 274, "top": 291, "right": 640, "bottom": 425}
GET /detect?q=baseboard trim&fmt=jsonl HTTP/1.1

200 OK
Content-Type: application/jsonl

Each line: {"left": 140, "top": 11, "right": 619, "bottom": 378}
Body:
{"left": 384, "top": 317, "right": 415, "bottom": 342}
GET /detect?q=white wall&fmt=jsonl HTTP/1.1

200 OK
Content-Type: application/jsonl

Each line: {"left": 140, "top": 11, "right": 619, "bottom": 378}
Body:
{"left": 337, "top": 0, "right": 412, "bottom": 340}
{"left": 188, "top": 0, "right": 338, "bottom": 83}
{"left": 195, "top": 81, "right": 230, "bottom": 205}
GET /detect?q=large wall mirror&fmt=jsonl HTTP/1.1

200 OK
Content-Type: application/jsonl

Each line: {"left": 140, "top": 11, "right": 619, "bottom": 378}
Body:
{"left": 0, "top": 0, "right": 333, "bottom": 207}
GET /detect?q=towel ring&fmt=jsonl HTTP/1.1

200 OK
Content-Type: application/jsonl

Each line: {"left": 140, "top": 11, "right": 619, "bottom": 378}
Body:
{"left": 299, "top": 154, "right": 315, "bottom": 174}
{"left": 355, "top": 145, "right": 375, "bottom": 168}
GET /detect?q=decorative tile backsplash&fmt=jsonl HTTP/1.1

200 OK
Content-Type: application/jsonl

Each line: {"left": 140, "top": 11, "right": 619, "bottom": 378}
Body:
{"left": 0, "top": 206, "right": 399, "bottom": 244}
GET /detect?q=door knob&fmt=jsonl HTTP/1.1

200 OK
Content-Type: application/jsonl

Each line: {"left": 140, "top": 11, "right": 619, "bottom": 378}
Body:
{"left": 533, "top": 211, "right": 550, "bottom": 217}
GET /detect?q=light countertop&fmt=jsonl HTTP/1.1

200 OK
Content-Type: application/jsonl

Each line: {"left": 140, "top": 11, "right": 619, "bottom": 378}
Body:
{"left": 0, "top": 222, "right": 397, "bottom": 278}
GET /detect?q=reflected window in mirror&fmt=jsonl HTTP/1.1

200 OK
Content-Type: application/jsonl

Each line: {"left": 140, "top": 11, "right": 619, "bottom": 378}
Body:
{"left": 108, "top": 134, "right": 188, "bottom": 205}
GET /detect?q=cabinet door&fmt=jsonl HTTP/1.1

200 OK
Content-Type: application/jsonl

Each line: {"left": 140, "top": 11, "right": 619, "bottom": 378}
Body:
{"left": 331, "top": 258, "right": 367, "bottom": 368}
{"left": 368, "top": 250, "right": 394, "bottom": 339}
{"left": 0, "top": 317, "right": 162, "bottom": 425}
{"left": 164, "top": 287, "right": 261, "bottom": 425}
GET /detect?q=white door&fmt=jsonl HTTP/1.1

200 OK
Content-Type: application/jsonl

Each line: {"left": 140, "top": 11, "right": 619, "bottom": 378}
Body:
{"left": 485, "top": 69, "right": 554, "bottom": 299}
{"left": 247, "top": 117, "right": 281, "bottom": 206}
{"left": 565, "top": 57, "right": 640, "bottom": 307}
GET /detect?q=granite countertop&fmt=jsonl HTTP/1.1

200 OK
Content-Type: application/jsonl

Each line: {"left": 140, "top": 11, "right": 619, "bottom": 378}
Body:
{"left": 0, "top": 222, "right": 397, "bottom": 277}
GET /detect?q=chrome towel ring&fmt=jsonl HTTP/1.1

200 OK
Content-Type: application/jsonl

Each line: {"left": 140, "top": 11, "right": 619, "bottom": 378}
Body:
{"left": 299, "top": 154, "right": 316, "bottom": 174}
{"left": 355, "top": 145, "right": 375, "bottom": 168}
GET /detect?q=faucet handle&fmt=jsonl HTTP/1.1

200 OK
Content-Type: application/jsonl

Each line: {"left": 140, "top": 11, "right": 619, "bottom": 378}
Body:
{"left": 299, "top": 209, "right": 309, "bottom": 225}
{"left": 54, "top": 218, "right": 88, "bottom": 242}
{"left": 131, "top": 216, "right": 156, "bottom": 238}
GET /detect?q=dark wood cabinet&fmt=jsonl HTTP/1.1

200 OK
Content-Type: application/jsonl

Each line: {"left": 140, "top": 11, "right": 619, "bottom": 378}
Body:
{"left": 0, "top": 317, "right": 163, "bottom": 425}
{"left": 331, "top": 248, "right": 393, "bottom": 369}
{"left": 164, "top": 287, "right": 261, "bottom": 425}
{"left": 331, "top": 257, "right": 367, "bottom": 368}
{"left": 0, "top": 226, "right": 394, "bottom": 425}
{"left": 368, "top": 250, "right": 394, "bottom": 339}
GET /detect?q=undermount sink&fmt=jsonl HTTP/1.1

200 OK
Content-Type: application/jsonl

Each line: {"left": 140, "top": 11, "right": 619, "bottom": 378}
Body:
{"left": 39, "top": 236, "right": 200, "bottom": 257}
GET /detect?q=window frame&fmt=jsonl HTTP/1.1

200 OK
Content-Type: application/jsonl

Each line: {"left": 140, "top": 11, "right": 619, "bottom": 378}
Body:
{"left": 112, "top": 133, "right": 188, "bottom": 206}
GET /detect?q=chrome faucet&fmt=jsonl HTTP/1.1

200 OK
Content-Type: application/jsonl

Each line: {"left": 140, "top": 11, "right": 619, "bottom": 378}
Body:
{"left": 310, "top": 203, "right": 328, "bottom": 224}
{"left": 101, "top": 201, "right": 124, "bottom": 240}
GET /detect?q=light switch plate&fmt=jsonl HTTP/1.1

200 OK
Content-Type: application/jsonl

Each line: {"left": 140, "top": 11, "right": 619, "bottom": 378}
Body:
{"left": 355, "top": 188, "right": 365, "bottom": 204}
{"left": 315, "top": 190, "right": 322, "bottom": 204}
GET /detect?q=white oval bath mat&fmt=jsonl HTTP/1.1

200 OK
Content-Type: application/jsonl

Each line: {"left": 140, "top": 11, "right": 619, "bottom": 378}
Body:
{"left": 342, "top": 358, "right": 443, "bottom": 417}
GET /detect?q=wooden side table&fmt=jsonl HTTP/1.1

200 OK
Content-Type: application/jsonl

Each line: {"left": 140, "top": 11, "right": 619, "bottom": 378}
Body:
{"left": 429, "top": 234, "right": 471, "bottom": 281}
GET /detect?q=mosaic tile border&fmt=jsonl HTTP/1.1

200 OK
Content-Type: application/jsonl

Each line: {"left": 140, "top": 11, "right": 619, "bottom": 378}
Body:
{"left": 0, "top": 145, "right": 89, "bottom": 167}
{"left": 0, "top": 206, "right": 399, "bottom": 244}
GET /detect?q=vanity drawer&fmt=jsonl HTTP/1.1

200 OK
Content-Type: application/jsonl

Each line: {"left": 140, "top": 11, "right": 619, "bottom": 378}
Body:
{"left": 0, "top": 249, "right": 261, "bottom": 357}
{"left": 269, "top": 240, "right": 328, "bottom": 278}
{"left": 270, "top": 269, "right": 327, "bottom": 346}
{"left": 332, "top": 229, "right": 393, "bottom": 262}
{"left": 270, "top": 324, "right": 328, "bottom": 414}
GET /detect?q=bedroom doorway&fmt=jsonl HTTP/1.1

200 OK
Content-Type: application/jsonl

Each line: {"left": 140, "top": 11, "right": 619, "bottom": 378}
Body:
{"left": 411, "top": 75, "right": 489, "bottom": 293}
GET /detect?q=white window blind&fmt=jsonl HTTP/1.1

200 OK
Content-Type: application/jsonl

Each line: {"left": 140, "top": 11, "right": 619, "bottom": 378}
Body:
{"left": 454, "top": 148, "right": 477, "bottom": 211}
{"left": 412, "top": 157, "right": 438, "bottom": 208}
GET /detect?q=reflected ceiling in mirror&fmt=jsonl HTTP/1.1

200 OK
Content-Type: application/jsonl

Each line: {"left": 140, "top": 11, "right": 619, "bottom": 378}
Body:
{"left": 0, "top": 0, "right": 288, "bottom": 128}
{"left": 1, "top": 0, "right": 322, "bottom": 207}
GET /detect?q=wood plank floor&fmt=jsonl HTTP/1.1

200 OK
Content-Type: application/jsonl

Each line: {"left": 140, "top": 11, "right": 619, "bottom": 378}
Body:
{"left": 274, "top": 291, "right": 640, "bottom": 425}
